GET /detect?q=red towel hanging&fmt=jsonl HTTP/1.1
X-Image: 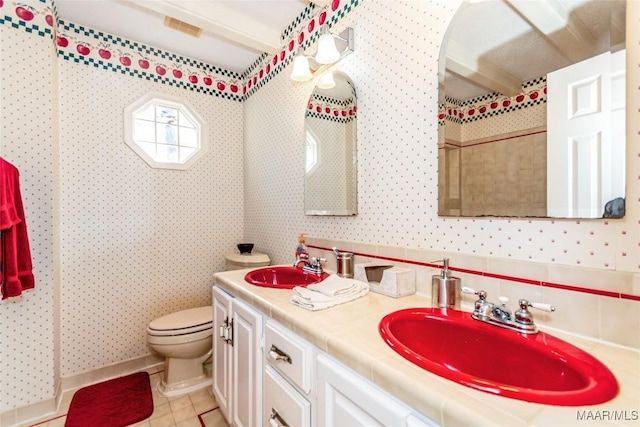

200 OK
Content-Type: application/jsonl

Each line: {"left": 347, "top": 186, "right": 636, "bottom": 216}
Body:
{"left": 1, "top": 157, "right": 35, "bottom": 299}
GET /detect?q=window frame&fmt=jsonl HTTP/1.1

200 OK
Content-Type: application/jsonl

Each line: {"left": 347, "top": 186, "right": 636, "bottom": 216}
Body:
{"left": 124, "top": 92, "right": 208, "bottom": 170}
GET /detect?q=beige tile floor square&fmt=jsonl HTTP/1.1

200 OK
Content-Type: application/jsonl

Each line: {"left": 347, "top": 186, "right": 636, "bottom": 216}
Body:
{"left": 23, "top": 368, "right": 229, "bottom": 427}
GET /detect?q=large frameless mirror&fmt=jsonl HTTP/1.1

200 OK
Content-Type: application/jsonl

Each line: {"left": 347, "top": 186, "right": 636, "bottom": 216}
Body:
{"left": 304, "top": 71, "right": 357, "bottom": 216}
{"left": 438, "top": 0, "right": 626, "bottom": 219}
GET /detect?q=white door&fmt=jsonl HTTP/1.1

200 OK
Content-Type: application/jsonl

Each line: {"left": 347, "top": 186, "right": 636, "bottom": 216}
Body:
{"left": 212, "top": 286, "right": 233, "bottom": 422}
{"left": 547, "top": 49, "right": 626, "bottom": 217}
{"left": 232, "top": 298, "right": 263, "bottom": 427}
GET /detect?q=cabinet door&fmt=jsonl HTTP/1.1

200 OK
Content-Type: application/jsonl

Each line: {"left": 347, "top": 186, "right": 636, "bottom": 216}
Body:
{"left": 232, "top": 298, "right": 263, "bottom": 427}
{"left": 213, "top": 286, "right": 233, "bottom": 422}
{"left": 317, "top": 354, "right": 412, "bottom": 427}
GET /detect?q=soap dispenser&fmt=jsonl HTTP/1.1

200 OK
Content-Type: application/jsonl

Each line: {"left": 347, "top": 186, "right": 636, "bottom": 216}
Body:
{"left": 295, "top": 233, "right": 308, "bottom": 258}
{"left": 431, "top": 258, "right": 461, "bottom": 309}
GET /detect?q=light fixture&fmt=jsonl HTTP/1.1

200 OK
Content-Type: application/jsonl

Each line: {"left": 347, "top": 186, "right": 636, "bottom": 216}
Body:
{"left": 289, "top": 27, "right": 354, "bottom": 83}
{"left": 315, "top": 29, "right": 341, "bottom": 64}
{"left": 317, "top": 71, "right": 336, "bottom": 89}
{"left": 290, "top": 48, "right": 313, "bottom": 81}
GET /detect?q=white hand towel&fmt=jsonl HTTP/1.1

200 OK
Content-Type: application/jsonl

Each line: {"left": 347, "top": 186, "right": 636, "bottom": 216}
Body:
{"left": 306, "top": 274, "right": 367, "bottom": 297}
{"left": 290, "top": 282, "right": 369, "bottom": 311}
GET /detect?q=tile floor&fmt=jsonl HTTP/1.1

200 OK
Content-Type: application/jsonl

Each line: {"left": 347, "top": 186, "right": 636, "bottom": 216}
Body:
{"left": 23, "top": 367, "right": 229, "bottom": 427}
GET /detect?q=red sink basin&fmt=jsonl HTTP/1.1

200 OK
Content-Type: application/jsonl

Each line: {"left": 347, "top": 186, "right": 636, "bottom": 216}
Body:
{"left": 244, "top": 267, "right": 328, "bottom": 289}
{"left": 379, "top": 308, "right": 618, "bottom": 406}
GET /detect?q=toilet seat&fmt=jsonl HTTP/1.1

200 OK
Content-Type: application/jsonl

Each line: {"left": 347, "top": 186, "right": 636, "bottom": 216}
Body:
{"left": 148, "top": 306, "right": 213, "bottom": 337}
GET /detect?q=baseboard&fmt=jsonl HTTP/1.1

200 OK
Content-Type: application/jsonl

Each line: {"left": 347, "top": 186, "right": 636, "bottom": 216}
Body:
{"left": 0, "top": 354, "right": 164, "bottom": 427}
{"left": 60, "top": 354, "right": 164, "bottom": 392}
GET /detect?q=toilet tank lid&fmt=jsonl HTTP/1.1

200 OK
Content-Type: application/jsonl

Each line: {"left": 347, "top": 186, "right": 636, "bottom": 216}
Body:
{"left": 149, "top": 306, "right": 212, "bottom": 331}
{"left": 225, "top": 251, "right": 270, "bottom": 265}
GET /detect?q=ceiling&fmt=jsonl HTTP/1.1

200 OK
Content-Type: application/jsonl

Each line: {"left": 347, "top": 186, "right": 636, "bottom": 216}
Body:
{"left": 442, "top": 0, "right": 626, "bottom": 101}
{"left": 55, "top": 0, "right": 328, "bottom": 74}
{"left": 54, "top": 0, "right": 626, "bottom": 95}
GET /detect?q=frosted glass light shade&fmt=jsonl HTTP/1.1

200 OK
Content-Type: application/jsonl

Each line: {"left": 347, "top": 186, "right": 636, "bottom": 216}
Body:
{"left": 315, "top": 33, "right": 340, "bottom": 64}
{"left": 291, "top": 53, "right": 312, "bottom": 81}
{"left": 318, "top": 71, "right": 335, "bottom": 89}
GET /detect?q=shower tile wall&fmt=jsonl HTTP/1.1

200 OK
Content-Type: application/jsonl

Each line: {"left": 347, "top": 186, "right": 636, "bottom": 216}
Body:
{"left": 457, "top": 128, "right": 547, "bottom": 217}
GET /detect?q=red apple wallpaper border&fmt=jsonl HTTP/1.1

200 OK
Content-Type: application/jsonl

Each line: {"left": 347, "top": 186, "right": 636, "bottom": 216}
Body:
{"left": 0, "top": 0, "right": 360, "bottom": 102}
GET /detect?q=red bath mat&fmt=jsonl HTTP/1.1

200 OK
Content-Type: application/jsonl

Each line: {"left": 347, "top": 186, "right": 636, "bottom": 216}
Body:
{"left": 65, "top": 372, "right": 153, "bottom": 427}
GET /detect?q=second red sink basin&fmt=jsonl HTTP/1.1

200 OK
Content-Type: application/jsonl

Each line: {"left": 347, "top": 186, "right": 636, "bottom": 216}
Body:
{"left": 379, "top": 307, "right": 619, "bottom": 406}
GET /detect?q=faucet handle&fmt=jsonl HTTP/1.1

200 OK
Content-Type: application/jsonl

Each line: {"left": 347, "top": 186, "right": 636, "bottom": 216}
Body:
{"left": 520, "top": 299, "right": 555, "bottom": 312}
{"left": 462, "top": 286, "right": 480, "bottom": 295}
{"left": 498, "top": 296, "right": 509, "bottom": 306}
{"left": 462, "top": 287, "right": 487, "bottom": 300}
{"left": 515, "top": 299, "right": 555, "bottom": 331}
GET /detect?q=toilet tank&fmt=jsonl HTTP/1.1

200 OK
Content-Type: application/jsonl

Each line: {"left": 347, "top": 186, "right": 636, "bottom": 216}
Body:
{"left": 225, "top": 251, "right": 270, "bottom": 271}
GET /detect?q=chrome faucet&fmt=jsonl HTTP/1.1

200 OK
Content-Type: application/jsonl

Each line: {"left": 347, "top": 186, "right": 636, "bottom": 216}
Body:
{"left": 492, "top": 296, "right": 512, "bottom": 322}
{"left": 293, "top": 254, "right": 326, "bottom": 274}
{"left": 462, "top": 287, "right": 555, "bottom": 334}
{"left": 293, "top": 253, "right": 309, "bottom": 268}
{"left": 303, "top": 257, "right": 326, "bottom": 274}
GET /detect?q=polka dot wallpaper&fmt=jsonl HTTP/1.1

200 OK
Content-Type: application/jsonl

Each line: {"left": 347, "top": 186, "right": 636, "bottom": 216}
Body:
{"left": 1, "top": 0, "right": 243, "bottom": 412}
{"left": 57, "top": 61, "right": 244, "bottom": 377}
{"left": 0, "top": 26, "right": 56, "bottom": 411}
{"left": 244, "top": 0, "right": 639, "bottom": 276}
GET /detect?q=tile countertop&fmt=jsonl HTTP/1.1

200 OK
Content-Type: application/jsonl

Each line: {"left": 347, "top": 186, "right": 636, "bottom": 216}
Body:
{"left": 214, "top": 268, "right": 640, "bottom": 427}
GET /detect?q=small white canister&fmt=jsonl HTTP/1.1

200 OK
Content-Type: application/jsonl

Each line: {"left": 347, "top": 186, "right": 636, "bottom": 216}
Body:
{"left": 225, "top": 250, "right": 270, "bottom": 271}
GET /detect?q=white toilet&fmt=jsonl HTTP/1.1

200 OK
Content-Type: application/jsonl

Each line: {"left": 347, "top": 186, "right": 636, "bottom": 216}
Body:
{"left": 147, "top": 247, "right": 269, "bottom": 397}
{"left": 147, "top": 306, "right": 213, "bottom": 396}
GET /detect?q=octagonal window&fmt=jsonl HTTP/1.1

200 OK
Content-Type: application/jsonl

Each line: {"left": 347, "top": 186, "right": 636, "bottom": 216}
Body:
{"left": 124, "top": 93, "right": 208, "bottom": 170}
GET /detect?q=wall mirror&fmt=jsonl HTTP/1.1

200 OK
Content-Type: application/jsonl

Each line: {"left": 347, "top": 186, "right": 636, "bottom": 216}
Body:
{"left": 304, "top": 71, "right": 357, "bottom": 216}
{"left": 438, "top": 0, "right": 626, "bottom": 219}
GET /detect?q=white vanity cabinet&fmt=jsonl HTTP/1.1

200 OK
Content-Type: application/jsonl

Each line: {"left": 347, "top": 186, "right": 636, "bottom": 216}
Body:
{"left": 317, "top": 354, "right": 438, "bottom": 427}
{"left": 212, "top": 286, "right": 263, "bottom": 427}
{"left": 263, "top": 320, "right": 314, "bottom": 427}
{"left": 212, "top": 280, "right": 438, "bottom": 427}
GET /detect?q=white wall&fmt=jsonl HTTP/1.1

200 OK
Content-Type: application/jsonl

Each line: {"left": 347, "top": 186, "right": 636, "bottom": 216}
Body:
{"left": 0, "top": 25, "right": 57, "bottom": 413}
{"left": 1, "top": 3, "right": 245, "bottom": 414}
{"left": 57, "top": 60, "right": 244, "bottom": 377}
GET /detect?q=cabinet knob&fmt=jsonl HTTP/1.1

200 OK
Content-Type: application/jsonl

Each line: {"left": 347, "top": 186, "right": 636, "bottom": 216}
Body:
{"left": 269, "top": 408, "right": 289, "bottom": 427}
{"left": 269, "top": 345, "right": 292, "bottom": 364}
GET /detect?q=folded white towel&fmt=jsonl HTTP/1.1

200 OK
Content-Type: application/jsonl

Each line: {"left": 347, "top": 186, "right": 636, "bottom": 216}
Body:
{"left": 290, "top": 280, "right": 369, "bottom": 311}
{"left": 306, "top": 274, "right": 367, "bottom": 297}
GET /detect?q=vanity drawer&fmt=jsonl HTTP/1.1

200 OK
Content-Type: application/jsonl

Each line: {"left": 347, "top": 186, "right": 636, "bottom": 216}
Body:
{"left": 264, "top": 365, "right": 311, "bottom": 427}
{"left": 264, "top": 320, "right": 313, "bottom": 393}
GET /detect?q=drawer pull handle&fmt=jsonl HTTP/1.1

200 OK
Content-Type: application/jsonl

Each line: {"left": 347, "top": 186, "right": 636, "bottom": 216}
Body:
{"left": 269, "top": 345, "right": 292, "bottom": 364}
{"left": 269, "top": 408, "right": 289, "bottom": 427}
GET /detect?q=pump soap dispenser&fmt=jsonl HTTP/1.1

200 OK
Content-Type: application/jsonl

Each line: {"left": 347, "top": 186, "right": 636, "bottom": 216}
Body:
{"left": 295, "top": 233, "right": 308, "bottom": 258}
{"left": 431, "top": 258, "right": 461, "bottom": 309}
